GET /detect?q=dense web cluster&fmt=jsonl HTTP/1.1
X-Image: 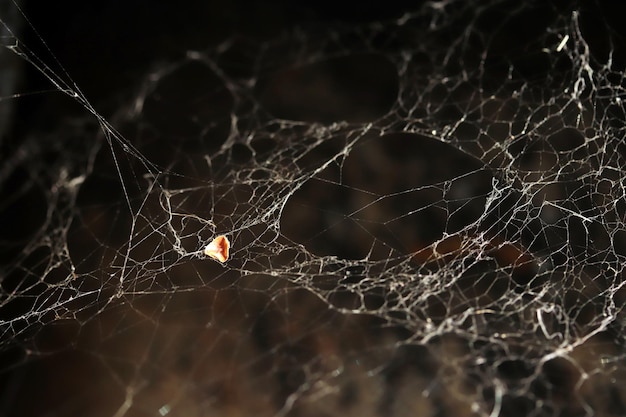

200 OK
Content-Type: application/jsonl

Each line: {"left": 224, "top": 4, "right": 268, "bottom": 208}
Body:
{"left": 1, "top": 1, "right": 626, "bottom": 416}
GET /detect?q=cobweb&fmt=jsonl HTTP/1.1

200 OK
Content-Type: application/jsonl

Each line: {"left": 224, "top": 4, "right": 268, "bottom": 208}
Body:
{"left": 1, "top": 0, "right": 625, "bottom": 416}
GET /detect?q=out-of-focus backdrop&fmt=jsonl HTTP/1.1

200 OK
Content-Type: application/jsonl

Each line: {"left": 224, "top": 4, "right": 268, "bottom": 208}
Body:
{"left": 1, "top": 1, "right": 626, "bottom": 416}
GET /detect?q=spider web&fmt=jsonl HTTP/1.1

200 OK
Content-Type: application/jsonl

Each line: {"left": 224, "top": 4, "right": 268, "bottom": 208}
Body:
{"left": 1, "top": 0, "right": 625, "bottom": 416}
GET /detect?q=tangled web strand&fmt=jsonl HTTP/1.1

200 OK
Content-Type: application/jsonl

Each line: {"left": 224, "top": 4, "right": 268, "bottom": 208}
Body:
{"left": 0, "top": 1, "right": 626, "bottom": 416}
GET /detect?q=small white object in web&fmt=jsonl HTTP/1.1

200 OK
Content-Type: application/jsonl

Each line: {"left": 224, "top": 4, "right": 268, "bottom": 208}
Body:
{"left": 203, "top": 235, "right": 230, "bottom": 263}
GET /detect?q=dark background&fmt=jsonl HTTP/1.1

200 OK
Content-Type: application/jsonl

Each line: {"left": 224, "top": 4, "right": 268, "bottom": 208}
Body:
{"left": 1, "top": 1, "right": 626, "bottom": 416}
